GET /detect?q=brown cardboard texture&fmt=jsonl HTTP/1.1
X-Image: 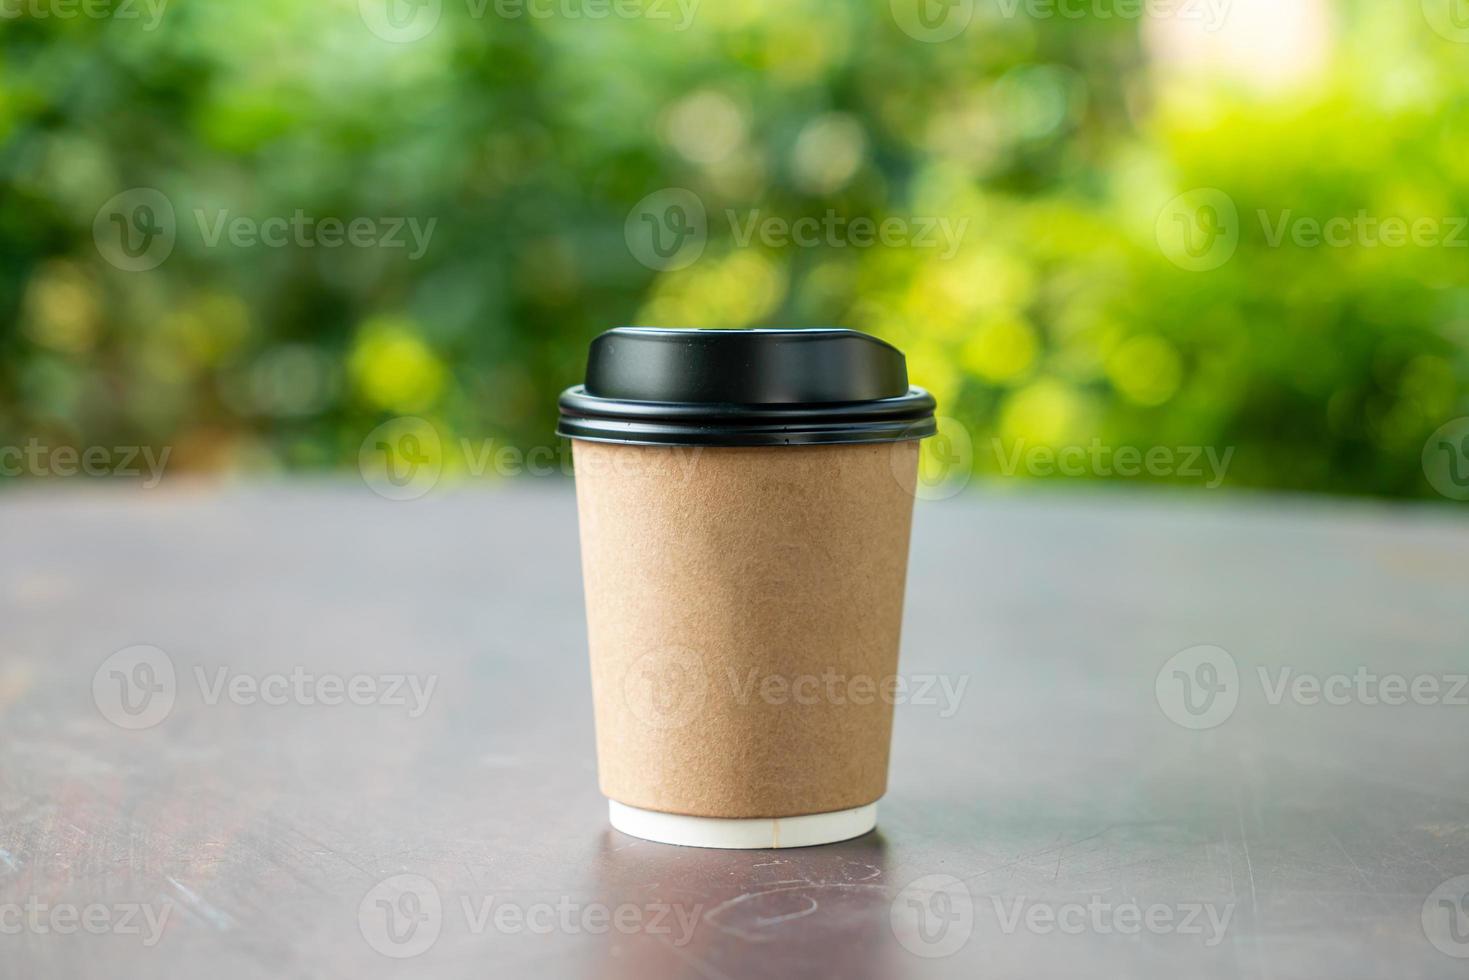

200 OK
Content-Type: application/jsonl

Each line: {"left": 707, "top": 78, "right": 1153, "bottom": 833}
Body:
{"left": 572, "top": 439, "right": 920, "bottom": 819}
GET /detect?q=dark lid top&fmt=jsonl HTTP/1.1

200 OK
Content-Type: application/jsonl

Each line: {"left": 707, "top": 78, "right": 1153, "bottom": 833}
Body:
{"left": 556, "top": 327, "right": 936, "bottom": 447}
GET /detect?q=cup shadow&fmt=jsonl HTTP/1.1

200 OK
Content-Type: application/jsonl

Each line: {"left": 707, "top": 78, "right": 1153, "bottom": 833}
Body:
{"left": 585, "top": 826, "right": 906, "bottom": 980}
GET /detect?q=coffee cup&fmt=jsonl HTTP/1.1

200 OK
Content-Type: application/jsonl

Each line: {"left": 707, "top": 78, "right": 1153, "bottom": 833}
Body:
{"left": 558, "top": 327, "right": 935, "bottom": 848}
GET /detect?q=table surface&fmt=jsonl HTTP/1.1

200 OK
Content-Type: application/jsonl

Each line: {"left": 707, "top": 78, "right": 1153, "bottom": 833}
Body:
{"left": 2, "top": 482, "right": 1468, "bottom": 979}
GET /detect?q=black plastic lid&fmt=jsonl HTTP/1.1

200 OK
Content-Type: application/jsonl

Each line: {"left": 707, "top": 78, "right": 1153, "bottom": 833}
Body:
{"left": 556, "top": 328, "right": 936, "bottom": 447}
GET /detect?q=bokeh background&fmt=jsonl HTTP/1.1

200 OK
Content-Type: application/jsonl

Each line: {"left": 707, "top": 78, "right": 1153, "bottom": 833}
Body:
{"left": 2, "top": 0, "right": 1468, "bottom": 498}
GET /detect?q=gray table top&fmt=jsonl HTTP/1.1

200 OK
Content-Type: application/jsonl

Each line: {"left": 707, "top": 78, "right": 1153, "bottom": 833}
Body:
{"left": 2, "top": 482, "right": 1467, "bottom": 979}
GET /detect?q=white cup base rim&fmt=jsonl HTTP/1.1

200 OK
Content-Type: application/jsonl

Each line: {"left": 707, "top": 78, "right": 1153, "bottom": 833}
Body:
{"left": 607, "top": 800, "right": 877, "bottom": 849}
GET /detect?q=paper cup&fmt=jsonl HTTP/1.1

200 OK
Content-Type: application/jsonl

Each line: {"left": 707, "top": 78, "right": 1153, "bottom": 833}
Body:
{"left": 559, "top": 328, "right": 934, "bottom": 847}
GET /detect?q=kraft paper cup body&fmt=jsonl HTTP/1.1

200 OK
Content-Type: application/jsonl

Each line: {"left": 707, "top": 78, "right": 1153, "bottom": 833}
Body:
{"left": 572, "top": 438, "right": 920, "bottom": 827}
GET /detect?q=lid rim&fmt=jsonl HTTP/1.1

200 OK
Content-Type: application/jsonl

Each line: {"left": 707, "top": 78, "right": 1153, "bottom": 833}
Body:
{"left": 556, "top": 415, "right": 937, "bottom": 448}
{"left": 558, "top": 385, "right": 935, "bottom": 421}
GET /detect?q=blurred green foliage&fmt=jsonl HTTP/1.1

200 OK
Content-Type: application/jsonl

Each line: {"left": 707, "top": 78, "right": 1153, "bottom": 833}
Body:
{"left": 1, "top": 0, "right": 1467, "bottom": 497}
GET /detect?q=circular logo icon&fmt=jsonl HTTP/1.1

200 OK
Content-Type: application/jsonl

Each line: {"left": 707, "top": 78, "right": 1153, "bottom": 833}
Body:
{"left": 890, "top": 873, "right": 974, "bottom": 958}
{"left": 1422, "top": 0, "right": 1469, "bottom": 43}
{"left": 359, "top": 417, "right": 443, "bottom": 501}
{"left": 1156, "top": 188, "right": 1239, "bottom": 272}
{"left": 1155, "top": 645, "right": 1239, "bottom": 730}
{"left": 1423, "top": 875, "right": 1469, "bottom": 958}
{"left": 93, "top": 645, "right": 176, "bottom": 730}
{"left": 359, "top": 0, "right": 441, "bottom": 42}
{"left": 624, "top": 188, "right": 707, "bottom": 272}
{"left": 359, "top": 874, "right": 442, "bottom": 958}
{"left": 1422, "top": 417, "right": 1469, "bottom": 501}
{"left": 892, "top": 416, "right": 973, "bottom": 501}
{"left": 93, "top": 189, "right": 176, "bottom": 272}
{"left": 889, "top": 0, "right": 973, "bottom": 42}
{"left": 622, "top": 646, "right": 707, "bottom": 730}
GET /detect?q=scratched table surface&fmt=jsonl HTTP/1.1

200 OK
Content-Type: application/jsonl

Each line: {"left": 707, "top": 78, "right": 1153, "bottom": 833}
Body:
{"left": 2, "top": 481, "right": 1468, "bottom": 979}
